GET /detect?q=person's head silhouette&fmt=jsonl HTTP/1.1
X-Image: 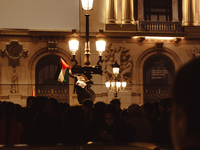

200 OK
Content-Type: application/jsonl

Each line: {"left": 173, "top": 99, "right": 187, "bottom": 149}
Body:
{"left": 171, "top": 58, "right": 200, "bottom": 150}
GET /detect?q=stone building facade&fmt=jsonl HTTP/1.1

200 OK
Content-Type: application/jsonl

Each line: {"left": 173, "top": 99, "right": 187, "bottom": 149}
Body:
{"left": 0, "top": 0, "right": 199, "bottom": 108}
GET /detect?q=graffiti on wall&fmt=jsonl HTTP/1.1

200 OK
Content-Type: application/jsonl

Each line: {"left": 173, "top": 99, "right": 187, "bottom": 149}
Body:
{"left": 103, "top": 43, "right": 133, "bottom": 83}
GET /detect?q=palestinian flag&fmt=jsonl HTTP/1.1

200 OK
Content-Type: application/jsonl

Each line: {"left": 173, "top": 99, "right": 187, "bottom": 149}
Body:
{"left": 57, "top": 57, "right": 71, "bottom": 83}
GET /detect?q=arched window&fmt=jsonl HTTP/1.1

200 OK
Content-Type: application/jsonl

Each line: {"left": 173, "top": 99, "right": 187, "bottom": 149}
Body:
{"left": 35, "top": 55, "right": 69, "bottom": 103}
{"left": 143, "top": 54, "right": 175, "bottom": 103}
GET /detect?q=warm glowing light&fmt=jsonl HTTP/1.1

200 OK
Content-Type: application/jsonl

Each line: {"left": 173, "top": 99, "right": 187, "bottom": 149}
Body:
{"left": 96, "top": 40, "right": 106, "bottom": 56}
{"left": 105, "top": 81, "right": 110, "bottom": 88}
{"left": 69, "top": 40, "right": 79, "bottom": 55}
{"left": 81, "top": 0, "right": 94, "bottom": 11}
{"left": 87, "top": 141, "right": 93, "bottom": 144}
{"left": 116, "top": 82, "right": 121, "bottom": 87}
{"left": 145, "top": 36, "right": 175, "bottom": 40}
{"left": 111, "top": 82, "right": 115, "bottom": 87}
{"left": 113, "top": 67, "right": 119, "bottom": 75}
{"left": 14, "top": 144, "right": 28, "bottom": 147}
{"left": 122, "top": 82, "right": 127, "bottom": 87}
{"left": 105, "top": 61, "right": 127, "bottom": 96}
{"left": 133, "top": 36, "right": 184, "bottom": 40}
{"left": 133, "top": 36, "right": 144, "bottom": 39}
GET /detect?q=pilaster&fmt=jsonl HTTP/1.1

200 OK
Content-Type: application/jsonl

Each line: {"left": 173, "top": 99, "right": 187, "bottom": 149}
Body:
{"left": 182, "top": 0, "right": 195, "bottom": 26}
{"left": 122, "top": 0, "right": 134, "bottom": 23}
{"left": 108, "top": 0, "right": 117, "bottom": 23}
{"left": 138, "top": 0, "right": 144, "bottom": 21}
{"left": 172, "top": 0, "right": 179, "bottom": 22}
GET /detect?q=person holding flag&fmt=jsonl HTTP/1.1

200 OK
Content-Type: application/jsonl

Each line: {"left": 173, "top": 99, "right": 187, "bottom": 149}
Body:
{"left": 57, "top": 57, "right": 95, "bottom": 104}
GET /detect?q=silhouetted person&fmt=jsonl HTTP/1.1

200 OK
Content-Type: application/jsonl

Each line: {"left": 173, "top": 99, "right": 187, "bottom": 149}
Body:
{"left": 15, "top": 104, "right": 24, "bottom": 123}
{"left": 110, "top": 98, "right": 122, "bottom": 121}
{"left": 0, "top": 107, "right": 3, "bottom": 122}
{"left": 82, "top": 99, "right": 93, "bottom": 116}
{"left": 82, "top": 99, "right": 93, "bottom": 134}
{"left": 26, "top": 96, "right": 35, "bottom": 107}
{"left": 33, "top": 96, "right": 59, "bottom": 144}
{"left": 152, "top": 101, "right": 161, "bottom": 119}
{"left": 49, "top": 98, "right": 62, "bottom": 143}
{"left": 89, "top": 101, "right": 107, "bottom": 140}
{"left": 0, "top": 102, "right": 25, "bottom": 145}
{"left": 94, "top": 104, "right": 133, "bottom": 142}
{"left": 127, "top": 104, "right": 152, "bottom": 142}
{"left": 49, "top": 98, "right": 62, "bottom": 118}
{"left": 171, "top": 58, "right": 200, "bottom": 150}
{"left": 60, "top": 106, "right": 88, "bottom": 143}
{"left": 23, "top": 107, "right": 37, "bottom": 144}
{"left": 120, "top": 109, "right": 129, "bottom": 123}
{"left": 155, "top": 98, "right": 173, "bottom": 144}
{"left": 59, "top": 102, "right": 70, "bottom": 120}
{"left": 142, "top": 102, "right": 158, "bottom": 142}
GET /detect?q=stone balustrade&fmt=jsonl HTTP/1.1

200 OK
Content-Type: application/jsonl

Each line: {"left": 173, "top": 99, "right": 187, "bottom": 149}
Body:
{"left": 138, "top": 21, "right": 182, "bottom": 32}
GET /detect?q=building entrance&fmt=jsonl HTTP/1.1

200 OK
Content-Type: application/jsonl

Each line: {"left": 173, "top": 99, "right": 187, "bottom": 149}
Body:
{"left": 143, "top": 54, "right": 175, "bottom": 103}
{"left": 35, "top": 55, "right": 69, "bottom": 103}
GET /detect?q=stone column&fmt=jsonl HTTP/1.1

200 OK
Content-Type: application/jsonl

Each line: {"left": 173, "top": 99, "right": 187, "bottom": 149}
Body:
{"left": 122, "top": 0, "right": 134, "bottom": 23}
{"left": 193, "top": 0, "right": 198, "bottom": 25}
{"left": 108, "top": 0, "right": 117, "bottom": 23}
{"left": 117, "top": 0, "right": 122, "bottom": 24}
{"left": 172, "top": 0, "right": 179, "bottom": 22}
{"left": 138, "top": 0, "right": 144, "bottom": 21}
{"left": 182, "top": 0, "right": 195, "bottom": 26}
{"left": 197, "top": 0, "right": 200, "bottom": 25}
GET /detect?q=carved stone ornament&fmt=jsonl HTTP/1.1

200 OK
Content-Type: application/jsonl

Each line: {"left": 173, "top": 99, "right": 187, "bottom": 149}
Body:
{"left": 0, "top": 40, "right": 28, "bottom": 68}
{"left": 155, "top": 42, "right": 164, "bottom": 53}
{"left": 32, "top": 36, "right": 39, "bottom": 44}
{"left": 186, "top": 46, "right": 200, "bottom": 60}
{"left": 47, "top": 41, "right": 57, "bottom": 52}
{"left": 103, "top": 43, "right": 133, "bottom": 83}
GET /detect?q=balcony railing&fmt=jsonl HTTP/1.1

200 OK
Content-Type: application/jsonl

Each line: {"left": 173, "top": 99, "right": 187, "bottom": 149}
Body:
{"left": 138, "top": 21, "right": 182, "bottom": 32}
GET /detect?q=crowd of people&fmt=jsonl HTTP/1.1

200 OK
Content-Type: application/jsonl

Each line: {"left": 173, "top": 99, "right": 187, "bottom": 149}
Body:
{"left": 0, "top": 95, "right": 172, "bottom": 145}
{"left": 1, "top": 57, "right": 200, "bottom": 150}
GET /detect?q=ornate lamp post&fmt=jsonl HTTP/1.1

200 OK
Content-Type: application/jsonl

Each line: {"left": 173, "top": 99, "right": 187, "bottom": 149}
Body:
{"left": 105, "top": 61, "right": 127, "bottom": 98}
{"left": 69, "top": 0, "right": 106, "bottom": 80}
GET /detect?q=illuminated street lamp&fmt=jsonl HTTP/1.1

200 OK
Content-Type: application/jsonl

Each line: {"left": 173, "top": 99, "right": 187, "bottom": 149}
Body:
{"left": 69, "top": 0, "right": 106, "bottom": 80}
{"left": 81, "top": 0, "right": 94, "bottom": 11}
{"left": 105, "top": 61, "right": 127, "bottom": 98}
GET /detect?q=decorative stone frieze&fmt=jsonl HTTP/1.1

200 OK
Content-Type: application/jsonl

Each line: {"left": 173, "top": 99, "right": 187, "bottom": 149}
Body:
{"left": 104, "top": 43, "right": 133, "bottom": 83}
{"left": 186, "top": 46, "right": 200, "bottom": 60}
